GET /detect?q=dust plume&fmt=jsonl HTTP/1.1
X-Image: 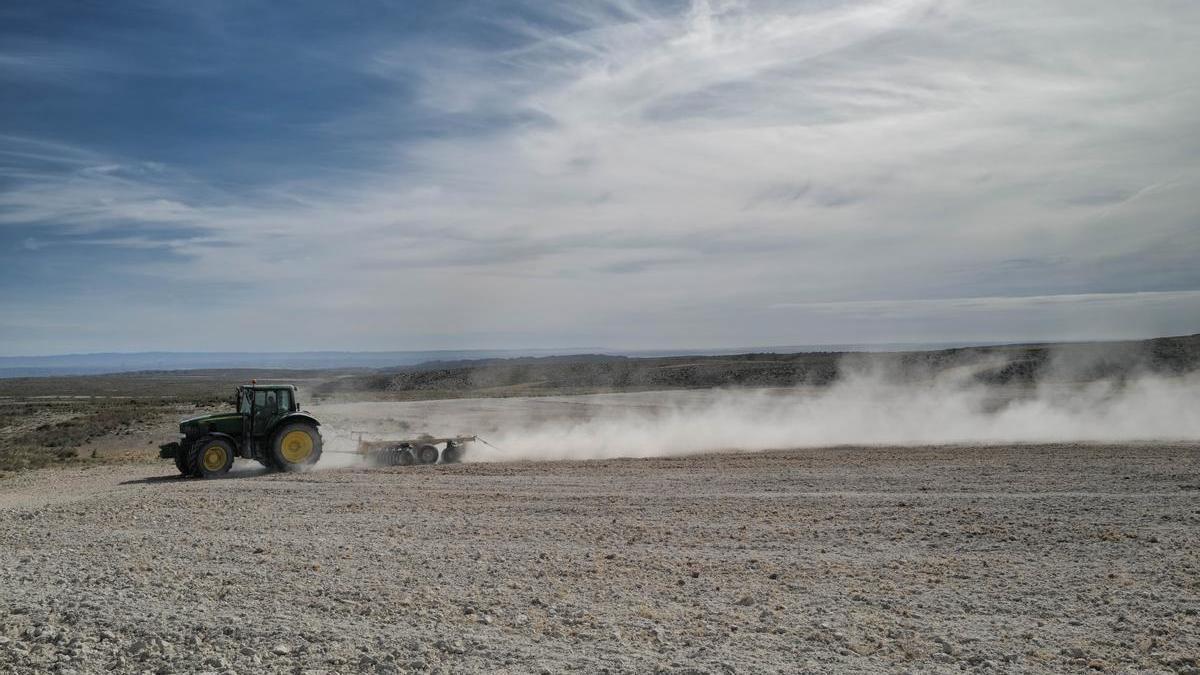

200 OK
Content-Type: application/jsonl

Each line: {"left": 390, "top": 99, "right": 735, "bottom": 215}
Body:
{"left": 469, "top": 359, "right": 1200, "bottom": 462}
{"left": 309, "top": 349, "right": 1200, "bottom": 465}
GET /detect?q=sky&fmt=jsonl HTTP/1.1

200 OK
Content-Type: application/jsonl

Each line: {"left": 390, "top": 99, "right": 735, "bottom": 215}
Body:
{"left": 2, "top": 0, "right": 1199, "bottom": 356}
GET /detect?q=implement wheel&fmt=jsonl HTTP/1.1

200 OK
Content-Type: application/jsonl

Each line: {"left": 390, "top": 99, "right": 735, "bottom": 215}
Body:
{"left": 391, "top": 447, "right": 414, "bottom": 466}
{"left": 415, "top": 444, "right": 439, "bottom": 465}
{"left": 442, "top": 442, "right": 463, "bottom": 464}
{"left": 187, "top": 437, "right": 234, "bottom": 479}
{"left": 271, "top": 423, "right": 323, "bottom": 472}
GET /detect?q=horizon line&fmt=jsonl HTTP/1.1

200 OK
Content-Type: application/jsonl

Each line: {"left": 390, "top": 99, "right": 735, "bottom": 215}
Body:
{"left": 4, "top": 333, "right": 1198, "bottom": 361}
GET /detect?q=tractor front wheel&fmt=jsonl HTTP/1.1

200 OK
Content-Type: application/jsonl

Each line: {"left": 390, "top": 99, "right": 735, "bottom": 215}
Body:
{"left": 187, "top": 437, "right": 235, "bottom": 478}
{"left": 271, "top": 423, "right": 323, "bottom": 472}
{"left": 173, "top": 445, "right": 190, "bottom": 475}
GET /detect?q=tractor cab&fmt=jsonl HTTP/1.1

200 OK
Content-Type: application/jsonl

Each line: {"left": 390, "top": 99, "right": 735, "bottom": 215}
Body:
{"left": 237, "top": 384, "right": 299, "bottom": 436}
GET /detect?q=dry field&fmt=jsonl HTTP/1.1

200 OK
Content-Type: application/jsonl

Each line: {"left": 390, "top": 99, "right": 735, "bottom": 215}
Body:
{"left": 1, "top": 434, "right": 1198, "bottom": 674}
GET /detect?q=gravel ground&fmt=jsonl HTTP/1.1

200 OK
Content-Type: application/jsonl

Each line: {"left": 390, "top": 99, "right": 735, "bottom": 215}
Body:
{"left": 1, "top": 440, "right": 1199, "bottom": 674}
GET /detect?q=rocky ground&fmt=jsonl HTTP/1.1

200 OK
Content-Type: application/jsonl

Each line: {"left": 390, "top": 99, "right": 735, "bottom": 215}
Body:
{"left": 1, "top": 439, "right": 1198, "bottom": 674}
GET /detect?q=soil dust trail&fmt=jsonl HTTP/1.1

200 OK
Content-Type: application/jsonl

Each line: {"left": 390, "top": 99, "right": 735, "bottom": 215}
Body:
{"left": 311, "top": 370, "right": 1200, "bottom": 464}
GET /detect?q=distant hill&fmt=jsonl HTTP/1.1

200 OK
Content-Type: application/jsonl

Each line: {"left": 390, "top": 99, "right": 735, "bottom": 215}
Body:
{"left": 312, "top": 334, "right": 1200, "bottom": 399}
{"left": 0, "top": 342, "right": 985, "bottom": 378}
{"left": 0, "top": 349, "right": 593, "bottom": 378}
{"left": 2, "top": 335, "right": 1195, "bottom": 401}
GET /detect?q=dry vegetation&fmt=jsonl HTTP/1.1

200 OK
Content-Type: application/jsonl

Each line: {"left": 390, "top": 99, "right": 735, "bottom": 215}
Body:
{"left": 0, "top": 398, "right": 173, "bottom": 474}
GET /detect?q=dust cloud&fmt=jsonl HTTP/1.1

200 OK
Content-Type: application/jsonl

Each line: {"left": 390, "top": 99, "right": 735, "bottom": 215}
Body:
{"left": 315, "top": 427, "right": 374, "bottom": 469}
{"left": 471, "top": 366, "right": 1200, "bottom": 463}
{"left": 310, "top": 353, "right": 1200, "bottom": 465}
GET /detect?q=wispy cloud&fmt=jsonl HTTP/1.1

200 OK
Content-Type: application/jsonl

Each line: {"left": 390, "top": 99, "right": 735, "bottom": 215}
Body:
{"left": 1, "top": 0, "right": 1199, "bottom": 353}
{"left": 0, "top": 44, "right": 128, "bottom": 83}
{"left": 771, "top": 290, "right": 1200, "bottom": 314}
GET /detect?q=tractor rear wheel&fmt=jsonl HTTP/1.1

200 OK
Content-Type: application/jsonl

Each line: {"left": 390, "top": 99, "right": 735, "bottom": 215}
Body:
{"left": 271, "top": 423, "right": 322, "bottom": 472}
{"left": 415, "top": 444, "right": 439, "bottom": 465}
{"left": 187, "top": 437, "right": 235, "bottom": 478}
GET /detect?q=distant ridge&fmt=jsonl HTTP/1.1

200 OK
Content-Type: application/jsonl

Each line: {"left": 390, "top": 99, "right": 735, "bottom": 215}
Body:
{"left": 0, "top": 342, "right": 996, "bottom": 378}
{"left": 0, "top": 349, "right": 588, "bottom": 378}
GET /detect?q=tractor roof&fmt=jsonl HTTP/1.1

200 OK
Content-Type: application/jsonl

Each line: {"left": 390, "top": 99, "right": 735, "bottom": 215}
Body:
{"left": 237, "top": 383, "right": 297, "bottom": 390}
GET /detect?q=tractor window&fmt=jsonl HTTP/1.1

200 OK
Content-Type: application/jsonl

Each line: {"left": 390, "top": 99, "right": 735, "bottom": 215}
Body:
{"left": 249, "top": 388, "right": 293, "bottom": 417}
{"left": 252, "top": 389, "right": 291, "bottom": 412}
{"left": 239, "top": 390, "right": 252, "bottom": 414}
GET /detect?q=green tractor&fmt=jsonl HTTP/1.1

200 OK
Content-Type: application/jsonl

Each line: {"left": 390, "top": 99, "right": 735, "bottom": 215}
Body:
{"left": 160, "top": 382, "right": 322, "bottom": 478}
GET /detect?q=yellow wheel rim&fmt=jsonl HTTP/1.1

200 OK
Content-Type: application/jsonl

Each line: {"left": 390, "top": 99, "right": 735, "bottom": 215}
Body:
{"left": 202, "top": 444, "right": 227, "bottom": 472}
{"left": 280, "top": 430, "right": 314, "bottom": 463}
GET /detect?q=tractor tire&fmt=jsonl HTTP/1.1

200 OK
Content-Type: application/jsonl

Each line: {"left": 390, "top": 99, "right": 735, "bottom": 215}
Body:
{"left": 187, "top": 436, "right": 235, "bottom": 479}
{"left": 415, "top": 444, "right": 439, "bottom": 465}
{"left": 270, "top": 423, "right": 322, "bottom": 472}
{"left": 442, "top": 442, "right": 463, "bottom": 464}
{"left": 173, "top": 444, "right": 190, "bottom": 475}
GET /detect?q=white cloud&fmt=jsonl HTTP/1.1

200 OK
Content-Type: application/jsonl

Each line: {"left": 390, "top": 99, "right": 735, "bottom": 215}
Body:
{"left": 3, "top": 0, "right": 1200, "bottom": 352}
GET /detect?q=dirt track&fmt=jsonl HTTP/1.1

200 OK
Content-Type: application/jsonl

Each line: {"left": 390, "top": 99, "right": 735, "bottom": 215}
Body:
{"left": 2, "top": 441, "right": 1199, "bottom": 674}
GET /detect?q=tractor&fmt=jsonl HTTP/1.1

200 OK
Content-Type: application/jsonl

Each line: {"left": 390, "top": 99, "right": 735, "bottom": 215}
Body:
{"left": 160, "top": 382, "right": 322, "bottom": 478}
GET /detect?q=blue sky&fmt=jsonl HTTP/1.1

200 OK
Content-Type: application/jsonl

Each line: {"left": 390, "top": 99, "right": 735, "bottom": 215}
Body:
{"left": 2, "top": 0, "right": 1199, "bottom": 355}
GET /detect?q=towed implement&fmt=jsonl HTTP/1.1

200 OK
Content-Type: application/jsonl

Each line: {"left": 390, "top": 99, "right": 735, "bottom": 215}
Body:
{"left": 352, "top": 432, "right": 474, "bottom": 466}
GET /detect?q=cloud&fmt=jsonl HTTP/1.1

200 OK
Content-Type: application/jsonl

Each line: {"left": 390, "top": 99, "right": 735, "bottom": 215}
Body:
{"left": 0, "top": 44, "right": 127, "bottom": 83}
{"left": 770, "top": 290, "right": 1200, "bottom": 313}
{"left": 1, "top": 0, "right": 1199, "bottom": 353}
